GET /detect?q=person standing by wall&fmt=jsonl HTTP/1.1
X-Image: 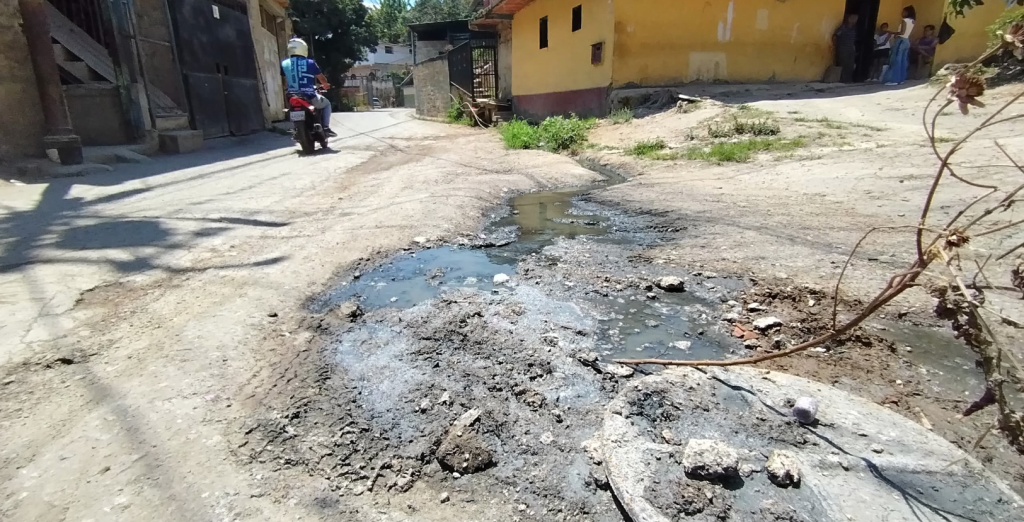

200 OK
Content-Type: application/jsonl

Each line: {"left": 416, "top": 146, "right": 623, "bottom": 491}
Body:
{"left": 833, "top": 13, "right": 860, "bottom": 83}
{"left": 870, "top": 22, "right": 892, "bottom": 81}
{"left": 884, "top": 6, "right": 917, "bottom": 86}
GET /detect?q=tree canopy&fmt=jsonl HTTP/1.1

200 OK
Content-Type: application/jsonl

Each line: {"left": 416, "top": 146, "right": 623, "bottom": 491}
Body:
{"left": 406, "top": 0, "right": 474, "bottom": 24}
{"left": 288, "top": 0, "right": 378, "bottom": 82}
{"left": 948, "top": 0, "right": 1024, "bottom": 18}
{"left": 370, "top": 0, "right": 409, "bottom": 44}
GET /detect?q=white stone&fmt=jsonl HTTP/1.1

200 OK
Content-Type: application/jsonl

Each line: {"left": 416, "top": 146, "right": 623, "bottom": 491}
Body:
{"left": 493, "top": 273, "right": 511, "bottom": 285}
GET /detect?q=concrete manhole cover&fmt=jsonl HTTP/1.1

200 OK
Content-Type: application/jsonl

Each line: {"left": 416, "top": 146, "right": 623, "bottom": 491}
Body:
{"left": 586, "top": 367, "right": 1021, "bottom": 521}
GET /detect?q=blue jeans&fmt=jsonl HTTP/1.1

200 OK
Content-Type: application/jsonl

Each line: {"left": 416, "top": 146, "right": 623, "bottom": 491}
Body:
{"left": 884, "top": 37, "right": 910, "bottom": 84}
{"left": 294, "top": 93, "right": 332, "bottom": 128}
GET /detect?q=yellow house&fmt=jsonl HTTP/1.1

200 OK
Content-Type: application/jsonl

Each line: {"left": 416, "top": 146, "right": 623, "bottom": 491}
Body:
{"left": 473, "top": 0, "right": 1021, "bottom": 120}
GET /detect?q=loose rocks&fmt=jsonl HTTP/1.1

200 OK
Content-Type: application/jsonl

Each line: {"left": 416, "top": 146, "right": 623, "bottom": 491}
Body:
{"left": 792, "top": 397, "right": 818, "bottom": 425}
{"left": 682, "top": 439, "right": 739, "bottom": 480}
{"left": 493, "top": 273, "right": 511, "bottom": 285}
{"left": 765, "top": 450, "right": 801, "bottom": 488}
{"left": 435, "top": 409, "right": 495, "bottom": 474}
{"left": 655, "top": 276, "right": 686, "bottom": 292}
{"left": 334, "top": 300, "right": 362, "bottom": 320}
{"left": 752, "top": 317, "right": 784, "bottom": 331}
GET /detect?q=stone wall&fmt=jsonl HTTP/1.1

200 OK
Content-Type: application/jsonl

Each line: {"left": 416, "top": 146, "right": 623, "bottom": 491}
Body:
{"left": 414, "top": 40, "right": 449, "bottom": 64}
{"left": 412, "top": 55, "right": 450, "bottom": 118}
{"left": 0, "top": 0, "right": 46, "bottom": 161}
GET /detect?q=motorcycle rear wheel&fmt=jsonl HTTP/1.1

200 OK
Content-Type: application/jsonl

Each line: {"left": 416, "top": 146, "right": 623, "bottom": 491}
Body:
{"left": 296, "top": 126, "right": 315, "bottom": 154}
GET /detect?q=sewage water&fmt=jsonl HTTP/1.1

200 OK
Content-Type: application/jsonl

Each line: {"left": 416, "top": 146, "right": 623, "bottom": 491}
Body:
{"left": 317, "top": 168, "right": 737, "bottom": 361}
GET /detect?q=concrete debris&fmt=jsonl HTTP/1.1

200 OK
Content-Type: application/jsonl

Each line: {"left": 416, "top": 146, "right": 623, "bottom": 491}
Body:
{"left": 743, "top": 339, "right": 761, "bottom": 349}
{"left": 671, "top": 341, "right": 692, "bottom": 351}
{"left": 747, "top": 302, "right": 766, "bottom": 312}
{"left": 792, "top": 397, "right": 818, "bottom": 424}
{"left": 655, "top": 276, "right": 685, "bottom": 292}
{"left": 682, "top": 439, "right": 739, "bottom": 480}
{"left": 765, "top": 450, "right": 801, "bottom": 488}
{"left": 752, "top": 317, "right": 783, "bottom": 331}
{"left": 438, "top": 391, "right": 451, "bottom": 405}
{"left": 413, "top": 236, "right": 428, "bottom": 244}
{"left": 870, "top": 444, "right": 885, "bottom": 454}
{"left": 721, "top": 312, "right": 741, "bottom": 322}
{"left": 439, "top": 492, "right": 450, "bottom": 503}
{"left": 436, "top": 409, "right": 494, "bottom": 473}
{"left": 493, "top": 273, "right": 511, "bottom": 285}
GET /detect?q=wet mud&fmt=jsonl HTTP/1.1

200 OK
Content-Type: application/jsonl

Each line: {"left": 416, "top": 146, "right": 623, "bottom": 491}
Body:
{"left": 241, "top": 168, "right": 1024, "bottom": 519}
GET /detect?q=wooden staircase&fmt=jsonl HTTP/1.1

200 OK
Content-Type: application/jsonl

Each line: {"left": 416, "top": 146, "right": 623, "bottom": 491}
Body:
{"left": 46, "top": 1, "right": 189, "bottom": 131}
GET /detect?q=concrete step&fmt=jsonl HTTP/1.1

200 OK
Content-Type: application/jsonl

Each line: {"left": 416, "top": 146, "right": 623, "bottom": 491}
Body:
{"left": 154, "top": 114, "right": 190, "bottom": 131}
{"left": 158, "top": 129, "right": 203, "bottom": 154}
{"left": 494, "top": 111, "right": 514, "bottom": 123}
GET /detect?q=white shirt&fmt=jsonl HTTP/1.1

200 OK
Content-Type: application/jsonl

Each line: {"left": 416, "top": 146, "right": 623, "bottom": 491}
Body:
{"left": 900, "top": 18, "right": 915, "bottom": 39}
{"left": 875, "top": 33, "right": 891, "bottom": 49}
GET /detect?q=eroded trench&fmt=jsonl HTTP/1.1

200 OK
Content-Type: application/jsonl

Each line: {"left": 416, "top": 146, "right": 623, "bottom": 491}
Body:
{"left": 244, "top": 167, "right": 1022, "bottom": 521}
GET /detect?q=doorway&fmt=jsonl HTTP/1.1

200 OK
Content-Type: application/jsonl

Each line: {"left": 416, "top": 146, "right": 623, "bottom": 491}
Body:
{"left": 166, "top": 0, "right": 264, "bottom": 138}
{"left": 844, "top": 0, "right": 881, "bottom": 83}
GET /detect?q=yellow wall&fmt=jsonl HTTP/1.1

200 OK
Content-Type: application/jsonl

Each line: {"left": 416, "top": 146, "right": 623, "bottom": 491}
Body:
{"left": 611, "top": 0, "right": 847, "bottom": 85}
{"left": 511, "top": 0, "right": 615, "bottom": 96}
{"left": 935, "top": 1, "right": 1020, "bottom": 66}
{"left": 877, "top": 1, "right": 945, "bottom": 41}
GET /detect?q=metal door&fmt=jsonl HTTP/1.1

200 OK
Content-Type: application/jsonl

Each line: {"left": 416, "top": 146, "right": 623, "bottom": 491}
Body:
{"left": 167, "top": 0, "right": 263, "bottom": 138}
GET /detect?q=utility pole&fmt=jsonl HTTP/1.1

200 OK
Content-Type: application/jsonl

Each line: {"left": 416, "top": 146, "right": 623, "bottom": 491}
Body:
{"left": 18, "top": 0, "right": 83, "bottom": 165}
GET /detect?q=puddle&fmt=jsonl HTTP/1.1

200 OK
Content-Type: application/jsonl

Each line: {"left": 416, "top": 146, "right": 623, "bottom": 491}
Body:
{"left": 316, "top": 165, "right": 740, "bottom": 361}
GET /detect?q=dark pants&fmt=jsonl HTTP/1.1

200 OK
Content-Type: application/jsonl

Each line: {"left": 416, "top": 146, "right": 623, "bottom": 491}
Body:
{"left": 837, "top": 47, "right": 856, "bottom": 83}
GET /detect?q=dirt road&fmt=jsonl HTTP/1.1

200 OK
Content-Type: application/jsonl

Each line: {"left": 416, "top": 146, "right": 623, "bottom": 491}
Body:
{"left": 2, "top": 84, "right": 1022, "bottom": 522}
{"left": 0, "top": 110, "right": 598, "bottom": 520}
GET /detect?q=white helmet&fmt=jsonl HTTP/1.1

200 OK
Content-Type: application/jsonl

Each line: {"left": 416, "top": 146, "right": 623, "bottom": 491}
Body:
{"left": 287, "top": 38, "right": 309, "bottom": 57}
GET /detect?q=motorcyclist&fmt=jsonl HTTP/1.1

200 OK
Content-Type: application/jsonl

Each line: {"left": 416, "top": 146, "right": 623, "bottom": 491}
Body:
{"left": 281, "top": 38, "right": 337, "bottom": 137}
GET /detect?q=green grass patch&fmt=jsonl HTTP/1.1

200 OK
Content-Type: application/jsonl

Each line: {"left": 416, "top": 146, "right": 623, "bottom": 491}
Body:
{"left": 707, "top": 123, "right": 736, "bottom": 139}
{"left": 625, "top": 138, "right": 679, "bottom": 160}
{"left": 445, "top": 101, "right": 474, "bottom": 126}
{"left": 684, "top": 138, "right": 806, "bottom": 163}
{"left": 735, "top": 104, "right": 774, "bottom": 118}
{"left": 792, "top": 116, "right": 885, "bottom": 132}
{"left": 608, "top": 108, "right": 634, "bottom": 124}
{"left": 934, "top": 135, "right": 958, "bottom": 143}
{"left": 499, "top": 119, "right": 540, "bottom": 149}
{"left": 733, "top": 118, "right": 781, "bottom": 136}
{"left": 499, "top": 115, "right": 595, "bottom": 152}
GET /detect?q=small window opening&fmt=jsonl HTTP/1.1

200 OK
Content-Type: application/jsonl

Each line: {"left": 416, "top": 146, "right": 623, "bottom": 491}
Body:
{"left": 540, "top": 16, "right": 548, "bottom": 49}
{"left": 591, "top": 42, "right": 603, "bottom": 65}
{"left": 572, "top": 5, "right": 582, "bottom": 32}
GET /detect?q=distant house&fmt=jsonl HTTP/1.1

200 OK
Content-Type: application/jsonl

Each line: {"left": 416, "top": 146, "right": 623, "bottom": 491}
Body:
{"left": 349, "top": 44, "right": 413, "bottom": 79}
{"left": 473, "top": 0, "right": 1020, "bottom": 120}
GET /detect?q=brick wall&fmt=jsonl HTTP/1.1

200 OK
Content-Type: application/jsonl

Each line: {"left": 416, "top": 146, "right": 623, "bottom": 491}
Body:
{"left": 413, "top": 55, "right": 450, "bottom": 119}
{"left": 0, "top": 0, "right": 46, "bottom": 161}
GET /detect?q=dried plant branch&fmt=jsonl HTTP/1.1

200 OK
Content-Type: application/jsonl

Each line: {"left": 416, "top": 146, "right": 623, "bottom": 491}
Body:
{"left": 830, "top": 225, "right": 934, "bottom": 330}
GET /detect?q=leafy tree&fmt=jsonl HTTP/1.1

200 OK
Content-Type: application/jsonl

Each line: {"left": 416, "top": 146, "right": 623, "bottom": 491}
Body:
{"left": 948, "top": 0, "right": 1024, "bottom": 18}
{"left": 289, "top": 0, "right": 378, "bottom": 82}
{"left": 406, "top": 0, "right": 473, "bottom": 24}
{"left": 370, "top": 0, "right": 410, "bottom": 44}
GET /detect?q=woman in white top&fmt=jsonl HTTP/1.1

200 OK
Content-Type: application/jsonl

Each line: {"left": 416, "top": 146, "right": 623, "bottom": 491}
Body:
{"left": 870, "top": 22, "right": 892, "bottom": 81}
{"left": 884, "top": 6, "right": 916, "bottom": 85}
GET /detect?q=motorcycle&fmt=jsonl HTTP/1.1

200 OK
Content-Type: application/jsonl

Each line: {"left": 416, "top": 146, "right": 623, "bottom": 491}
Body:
{"left": 286, "top": 89, "right": 328, "bottom": 154}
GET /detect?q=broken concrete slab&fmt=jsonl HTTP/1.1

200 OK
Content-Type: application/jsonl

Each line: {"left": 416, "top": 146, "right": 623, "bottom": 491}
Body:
{"left": 592, "top": 367, "right": 1023, "bottom": 522}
